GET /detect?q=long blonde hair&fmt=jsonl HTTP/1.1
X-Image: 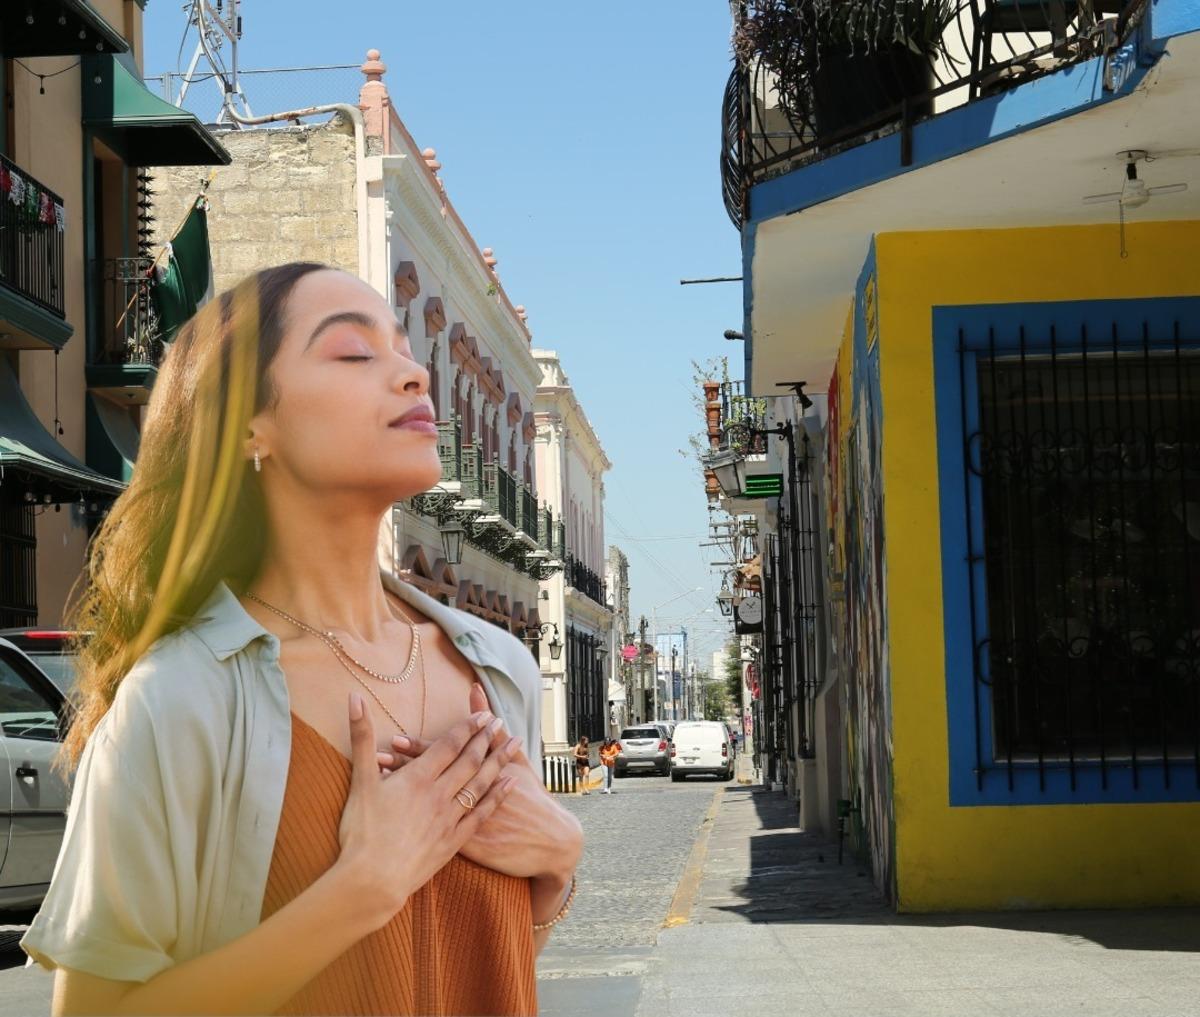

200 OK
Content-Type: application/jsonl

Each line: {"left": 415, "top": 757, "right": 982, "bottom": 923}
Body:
{"left": 58, "top": 263, "right": 327, "bottom": 774}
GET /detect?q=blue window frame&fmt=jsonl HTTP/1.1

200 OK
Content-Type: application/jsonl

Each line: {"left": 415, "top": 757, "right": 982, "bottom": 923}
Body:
{"left": 933, "top": 297, "right": 1200, "bottom": 806}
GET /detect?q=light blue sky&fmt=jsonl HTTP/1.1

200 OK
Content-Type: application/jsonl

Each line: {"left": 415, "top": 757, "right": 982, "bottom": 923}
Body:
{"left": 144, "top": 1, "right": 742, "bottom": 668}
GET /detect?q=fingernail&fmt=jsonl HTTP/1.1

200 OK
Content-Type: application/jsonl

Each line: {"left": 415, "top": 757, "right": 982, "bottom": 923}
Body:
{"left": 506, "top": 736, "right": 523, "bottom": 755}
{"left": 393, "top": 735, "right": 410, "bottom": 749}
{"left": 488, "top": 717, "right": 504, "bottom": 736}
{"left": 350, "top": 693, "right": 363, "bottom": 720}
{"left": 475, "top": 713, "right": 491, "bottom": 731}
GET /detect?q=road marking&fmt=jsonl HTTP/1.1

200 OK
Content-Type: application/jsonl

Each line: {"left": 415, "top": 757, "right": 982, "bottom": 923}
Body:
{"left": 662, "top": 786, "right": 724, "bottom": 928}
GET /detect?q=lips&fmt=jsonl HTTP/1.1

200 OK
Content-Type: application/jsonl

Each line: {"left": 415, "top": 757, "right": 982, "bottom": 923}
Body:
{"left": 389, "top": 405, "right": 437, "bottom": 435}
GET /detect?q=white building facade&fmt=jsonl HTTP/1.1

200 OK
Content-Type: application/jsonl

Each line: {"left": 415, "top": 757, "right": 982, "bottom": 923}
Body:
{"left": 533, "top": 351, "right": 613, "bottom": 752}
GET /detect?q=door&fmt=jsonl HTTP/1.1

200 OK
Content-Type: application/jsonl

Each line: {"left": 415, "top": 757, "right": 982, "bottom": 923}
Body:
{"left": 0, "top": 646, "right": 69, "bottom": 892}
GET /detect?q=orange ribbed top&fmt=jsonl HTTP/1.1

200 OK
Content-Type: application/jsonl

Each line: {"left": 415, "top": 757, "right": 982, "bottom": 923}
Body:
{"left": 260, "top": 712, "right": 538, "bottom": 1016}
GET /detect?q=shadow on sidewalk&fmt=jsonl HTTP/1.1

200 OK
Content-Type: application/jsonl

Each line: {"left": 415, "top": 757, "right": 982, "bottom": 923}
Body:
{"left": 699, "top": 786, "right": 1200, "bottom": 954}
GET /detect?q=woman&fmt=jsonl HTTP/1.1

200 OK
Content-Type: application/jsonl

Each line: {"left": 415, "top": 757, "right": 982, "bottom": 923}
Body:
{"left": 20, "top": 265, "right": 584, "bottom": 1016}
{"left": 573, "top": 735, "right": 592, "bottom": 794}
{"left": 598, "top": 737, "right": 621, "bottom": 794}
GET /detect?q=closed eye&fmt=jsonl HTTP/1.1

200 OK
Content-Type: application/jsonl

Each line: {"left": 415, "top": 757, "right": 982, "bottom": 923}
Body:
{"left": 339, "top": 355, "right": 373, "bottom": 362}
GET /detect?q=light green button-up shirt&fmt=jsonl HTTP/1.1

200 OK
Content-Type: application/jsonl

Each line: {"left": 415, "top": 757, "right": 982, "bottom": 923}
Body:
{"left": 20, "top": 571, "right": 543, "bottom": 983}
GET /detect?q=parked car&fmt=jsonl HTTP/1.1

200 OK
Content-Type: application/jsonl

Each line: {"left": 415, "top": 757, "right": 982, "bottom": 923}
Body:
{"left": 0, "top": 628, "right": 81, "bottom": 698}
{"left": 0, "top": 637, "right": 72, "bottom": 916}
{"left": 670, "top": 720, "right": 735, "bottom": 782}
{"left": 615, "top": 723, "right": 673, "bottom": 777}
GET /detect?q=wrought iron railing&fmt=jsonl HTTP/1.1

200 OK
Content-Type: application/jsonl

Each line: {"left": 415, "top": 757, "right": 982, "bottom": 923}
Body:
{"left": 94, "top": 257, "right": 165, "bottom": 366}
{"left": 482, "top": 461, "right": 519, "bottom": 527}
{"left": 723, "top": 0, "right": 1145, "bottom": 227}
{"left": 0, "top": 153, "right": 66, "bottom": 317}
{"left": 961, "top": 321, "right": 1200, "bottom": 790}
{"left": 540, "top": 507, "right": 555, "bottom": 552}
{"left": 519, "top": 484, "right": 539, "bottom": 542}
{"left": 437, "top": 418, "right": 463, "bottom": 483}
{"left": 461, "top": 440, "right": 483, "bottom": 500}
{"left": 565, "top": 552, "right": 608, "bottom": 606}
{"left": 719, "top": 379, "right": 769, "bottom": 454}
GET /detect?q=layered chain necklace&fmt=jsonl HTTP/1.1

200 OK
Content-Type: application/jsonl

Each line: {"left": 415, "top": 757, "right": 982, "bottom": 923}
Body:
{"left": 245, "top": 590, "right": 427, "bottom": 738}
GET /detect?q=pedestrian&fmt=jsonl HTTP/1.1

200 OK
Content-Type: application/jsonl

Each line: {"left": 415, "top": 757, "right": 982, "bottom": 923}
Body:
{"left": 19, "top": 264, "right": 584, "bottom": 1016}
{"left": 599, "top": 736, "right": 621, "bottom": 793}
{"left": 574, "top": 735, "right": 592, "bottom": 794}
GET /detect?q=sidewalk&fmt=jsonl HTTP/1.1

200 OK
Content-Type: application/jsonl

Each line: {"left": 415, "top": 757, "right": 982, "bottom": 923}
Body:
{"left": 637, "top": 783, "right": 1200, "bottom": 1017}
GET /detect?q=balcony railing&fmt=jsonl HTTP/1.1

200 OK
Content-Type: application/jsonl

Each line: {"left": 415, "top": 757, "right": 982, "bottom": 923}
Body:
{"left": 0, "top": 153, "right": 66, "bottom": 317}
{"left": 437, "top": 418, "right": 463, "bottom": 483}
{"left": 482, "top": 461, "right": 519, "bottom": 528}
{"left": 93, "top": 258, "right": 165, "bottom": 367}
{"left": 461, "top": 440, "right": 484, "bottom": 500}
{"left": 565, "top": 552, "right": 608, "bottom": 606}
{"left": 723, "top": 0, "right": 1144, "bottom": 227}
{"left": 719, "top": 380, "right": 769, "bottom": 455}
{"left": 519, "top": 484, "right": 539, "bottom": 543}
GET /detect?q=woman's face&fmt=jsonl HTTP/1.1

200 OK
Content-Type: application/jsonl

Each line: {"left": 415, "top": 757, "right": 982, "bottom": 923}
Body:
{"left": 250, "top": 269, "right": 442, "bottom": 503}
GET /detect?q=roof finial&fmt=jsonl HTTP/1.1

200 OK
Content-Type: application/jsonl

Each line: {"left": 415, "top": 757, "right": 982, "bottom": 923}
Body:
{"left": 361, "top": 49, "right": 386, "bottom": 82}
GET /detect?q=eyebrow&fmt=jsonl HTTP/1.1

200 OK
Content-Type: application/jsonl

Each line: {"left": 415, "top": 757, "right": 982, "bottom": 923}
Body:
{"left": 304, "top": 311, "right": 407, "bottom": 351}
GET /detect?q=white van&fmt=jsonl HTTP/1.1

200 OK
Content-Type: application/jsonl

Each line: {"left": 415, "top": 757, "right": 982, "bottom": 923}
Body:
{"left": 670, "top": 721, "right": 734, "bottom": 781}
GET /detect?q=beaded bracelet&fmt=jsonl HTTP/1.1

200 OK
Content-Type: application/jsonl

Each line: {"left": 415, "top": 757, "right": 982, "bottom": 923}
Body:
{"left": 532, "top": 875, "right": 577, "bottom": 932}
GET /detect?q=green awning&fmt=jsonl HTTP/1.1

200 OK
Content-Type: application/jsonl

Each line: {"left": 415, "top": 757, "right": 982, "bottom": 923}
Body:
{"left": 82, "top": 54, "right": 231, "bottom": 167}
{"left": 86, "top": 393, "right": 140, "bottom": 484}
{"left": 0, "top": 358, "right": 123, "bottom": 503}
{"left": 2, "top": 1, "right": 128, "bottom": 58}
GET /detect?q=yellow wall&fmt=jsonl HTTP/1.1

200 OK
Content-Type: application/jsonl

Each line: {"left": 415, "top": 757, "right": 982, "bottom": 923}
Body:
{"left": 874, "top": 220, "right": 1200, "bottom": 911}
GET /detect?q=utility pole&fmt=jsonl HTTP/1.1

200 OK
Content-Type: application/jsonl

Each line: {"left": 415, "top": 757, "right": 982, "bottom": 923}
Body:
{"left": 637, "top": 615, "right": 648, "bottom": 724}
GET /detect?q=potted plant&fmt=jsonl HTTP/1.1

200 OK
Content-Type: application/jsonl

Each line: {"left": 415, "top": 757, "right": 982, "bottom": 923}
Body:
{"left": 735, "top": 0, "right": 959, "bottom": 144}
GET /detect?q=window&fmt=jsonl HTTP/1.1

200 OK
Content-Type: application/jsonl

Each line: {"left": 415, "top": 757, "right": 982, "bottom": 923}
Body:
{"left": 0, "top": 651, "right": 61, "bottom": 741}
{"left": 975, "top": 348, "right": 1200, "bottom": 765}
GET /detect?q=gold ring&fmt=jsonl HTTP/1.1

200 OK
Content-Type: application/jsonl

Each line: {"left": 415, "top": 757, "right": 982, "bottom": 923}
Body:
{"left": 455, "top": 788, "right": 477, "bottom": 810}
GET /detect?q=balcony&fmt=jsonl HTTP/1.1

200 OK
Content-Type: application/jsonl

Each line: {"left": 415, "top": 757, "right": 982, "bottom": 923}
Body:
{"left": 86, "top": 258, "right": 165, "bottom": 405}
{"left": 519, "top": 483, "right": 540, "bottom": 545}
{"left": 564, "top": 553, "right": 608, "bottom": 608}
{"left": 437, "top": 417, "right": 463, "bottom": 486}
{"left": 723, "top": 0, "right": 1141, "bottom": 226}
{"left": 482, "top": 461, "right": 519, "bottom": 528}
{"left": 0, "top": 154, "right": 71, "bottom": 350}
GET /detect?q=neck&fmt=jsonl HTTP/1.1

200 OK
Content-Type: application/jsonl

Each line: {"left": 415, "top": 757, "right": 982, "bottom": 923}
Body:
{"left": 249, "top": 480, "right": 397, "bottom": 642}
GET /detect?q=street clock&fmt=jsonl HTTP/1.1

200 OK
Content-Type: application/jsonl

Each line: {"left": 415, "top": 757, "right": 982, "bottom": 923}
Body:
{"left": 734, "top": 594, "right": 763, "bottom": 634}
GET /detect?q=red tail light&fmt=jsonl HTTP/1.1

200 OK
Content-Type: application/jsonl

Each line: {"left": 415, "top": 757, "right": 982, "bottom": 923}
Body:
{"left": 722, "top": 744, "right": 728, "bottom": 757}
{"left": 660, "top": 740, "right": 669, "bottom": 753}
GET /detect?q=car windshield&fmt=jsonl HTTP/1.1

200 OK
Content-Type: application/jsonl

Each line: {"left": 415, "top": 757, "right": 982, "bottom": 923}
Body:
{"left": 28, "top": 653, "right": 77, "bottom": 696}
{"left": 621, "top": 728, "right": 662, "bottom": 740}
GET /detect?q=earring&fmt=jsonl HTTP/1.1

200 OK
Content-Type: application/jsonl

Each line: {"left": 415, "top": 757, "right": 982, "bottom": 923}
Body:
{"left": 253, "top": 446, "right": 261, "bottom": 473}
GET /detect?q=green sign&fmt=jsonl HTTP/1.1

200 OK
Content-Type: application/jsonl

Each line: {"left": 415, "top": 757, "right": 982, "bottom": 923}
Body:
{"left": 742, "top": 474, "right": 783, "bottom": 498}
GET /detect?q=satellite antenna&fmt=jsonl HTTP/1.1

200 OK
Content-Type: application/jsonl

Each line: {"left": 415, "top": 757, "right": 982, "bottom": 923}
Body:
{"left": 173, "top": 0, "right": 253, "bottom": 126}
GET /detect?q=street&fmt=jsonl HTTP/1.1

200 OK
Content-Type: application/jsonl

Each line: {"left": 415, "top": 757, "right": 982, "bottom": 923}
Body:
{"left": 3, "top": 762, "right": 1200, "bottom": 1016}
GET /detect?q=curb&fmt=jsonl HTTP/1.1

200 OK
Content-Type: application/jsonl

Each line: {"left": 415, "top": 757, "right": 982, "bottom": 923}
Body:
{"left": 662, "top": 786, "right": 724, "bottom": 929}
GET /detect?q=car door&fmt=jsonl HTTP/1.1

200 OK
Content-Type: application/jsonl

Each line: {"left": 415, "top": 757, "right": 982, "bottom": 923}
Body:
{"left": 0, "top": 645, "right": 69, "bottom": 893}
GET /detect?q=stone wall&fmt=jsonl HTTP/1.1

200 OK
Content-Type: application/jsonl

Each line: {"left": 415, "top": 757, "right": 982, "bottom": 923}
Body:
{"left": 151, "top": 117, "right": 357, "bottom": 295}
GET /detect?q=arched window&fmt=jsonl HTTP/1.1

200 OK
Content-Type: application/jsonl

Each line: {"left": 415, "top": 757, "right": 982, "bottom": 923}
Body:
{"left": 523, "top": 447, "right": 533, "bottom": 487}
{"left": 508, "top": 433, "right": 517, "bottom": 474}
{"left": 428, "top": 343, "right": 440, "bottom": 418}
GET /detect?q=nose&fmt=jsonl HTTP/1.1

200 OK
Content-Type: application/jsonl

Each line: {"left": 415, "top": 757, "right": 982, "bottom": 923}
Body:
{"left": 390, "top": 349, "right": 430, "bottom": 396}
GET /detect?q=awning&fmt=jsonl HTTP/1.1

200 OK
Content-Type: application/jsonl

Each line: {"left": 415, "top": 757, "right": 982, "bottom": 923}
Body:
{"left": 2, "top": 1, "right": 128, "bottom": 58}
{"left": 0, "top": 359, "right": 124, "bottom": 503}
{"left": 607, "top": 680, "right": 627, "bottom": 704}
{"left": 82, "top": 54, "right": 231, "bottom": 167}
{"left": 86, "top": 394, "right": 140, "bottom": 484}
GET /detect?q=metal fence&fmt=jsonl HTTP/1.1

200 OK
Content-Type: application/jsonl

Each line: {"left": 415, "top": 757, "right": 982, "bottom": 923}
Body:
{"left": 0, "top": 152, "right": 66, "bottom": 318}
{"left": 962, "top": 323, "right": 1200, "bottom": 790}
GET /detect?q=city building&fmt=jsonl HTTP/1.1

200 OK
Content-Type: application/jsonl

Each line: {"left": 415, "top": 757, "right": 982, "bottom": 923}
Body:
{"left": 710, "top": 1, "right": 1200, "bottom": 910}
{"left": 0, "top": 1, "right": 228, "bottom": 627}
{"left": 604, "top": 545, "right": 631, "bottom": 734}
{"left": 152, "top": 52, "right": 561, "bottom": 656}
{"left": 533, "top": 349, "right": 613, "bottom": 752}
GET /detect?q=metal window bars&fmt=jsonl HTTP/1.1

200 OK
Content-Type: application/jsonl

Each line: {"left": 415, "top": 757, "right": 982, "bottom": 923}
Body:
{"left": 0, "top": 153, "right": 66, "bottom": 318}
{"left": 101, "top": 258, "right": 165, "bottom": 366}
{"left": 962, "top": 320, "right": 1200, "bottom": 792}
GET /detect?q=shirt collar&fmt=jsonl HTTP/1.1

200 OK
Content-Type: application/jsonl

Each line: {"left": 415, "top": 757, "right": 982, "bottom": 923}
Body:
{"left": 188, "top": 570, "right": 501, "bottom": 668}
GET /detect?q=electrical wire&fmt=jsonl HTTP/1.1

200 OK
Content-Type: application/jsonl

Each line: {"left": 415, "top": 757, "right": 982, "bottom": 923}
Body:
{"left": 14, "top": 58, "right": 80, "bottom": 95}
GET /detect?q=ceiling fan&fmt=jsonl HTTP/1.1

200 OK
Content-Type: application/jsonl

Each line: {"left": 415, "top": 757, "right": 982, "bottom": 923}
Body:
{"left": 1082, "top": 150, "right": 1188, "bottom": 208}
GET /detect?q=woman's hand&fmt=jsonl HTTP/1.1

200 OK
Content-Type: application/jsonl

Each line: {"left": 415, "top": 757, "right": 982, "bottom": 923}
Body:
{"left": 379, "top": 685, "right": 584, "bottom": 889}
{"left": 336, "top": 692, "right": 519, "bottom": 932}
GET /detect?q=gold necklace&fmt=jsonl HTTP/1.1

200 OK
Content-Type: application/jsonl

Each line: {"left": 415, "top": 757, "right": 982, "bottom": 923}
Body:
{"left": 246, "top": 591, "right": 420, "bottom": 684}
{"left": 245, "top": 591, "right": 427, "bottom": 737}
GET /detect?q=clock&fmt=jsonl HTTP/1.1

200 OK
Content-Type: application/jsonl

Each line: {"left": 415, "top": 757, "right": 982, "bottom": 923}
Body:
{"left": 735, "top": 595, "right": 763, "bottom": 632}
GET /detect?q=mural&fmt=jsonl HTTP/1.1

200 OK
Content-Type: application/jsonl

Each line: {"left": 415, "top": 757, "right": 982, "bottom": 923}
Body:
{"left": 824, "top": 255, "right": 896, "bottom": 900}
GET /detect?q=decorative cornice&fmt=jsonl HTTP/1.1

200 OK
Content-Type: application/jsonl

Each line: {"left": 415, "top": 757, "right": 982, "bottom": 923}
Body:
{"left": 424, "top": 296, "right": 446, "bottom": 337}
{"left": 394, "top": 261, "right": 420, "bottom": 307}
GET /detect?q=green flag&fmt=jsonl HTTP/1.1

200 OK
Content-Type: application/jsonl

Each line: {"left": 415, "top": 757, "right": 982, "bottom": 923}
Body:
{"left": 150, "top": 197, "right": 214, "bottom": 343}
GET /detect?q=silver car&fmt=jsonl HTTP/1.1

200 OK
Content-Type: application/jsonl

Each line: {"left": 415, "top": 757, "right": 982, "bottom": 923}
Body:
{"left": 615, "top": 723, "right": 673, "bottom": 777}
{"left": 0, "top": 638, "right": 71, "bottom": 916}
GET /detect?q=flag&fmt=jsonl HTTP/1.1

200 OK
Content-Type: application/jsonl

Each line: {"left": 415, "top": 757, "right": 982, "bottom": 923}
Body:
{"left": 149, "top": 198, "right": 214, "bottom": 344}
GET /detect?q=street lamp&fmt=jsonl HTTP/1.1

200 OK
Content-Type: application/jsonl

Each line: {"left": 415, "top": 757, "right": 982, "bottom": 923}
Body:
{"left": 525, "top": 622, "right": 563, "bottom": 661}
{"left": 438, "top": 516, "right": 466, "bottom": 565}
{"left": 704, "top": 447, "right": 746, "bottom": 499}
{"left": 717, "top": 577, "right": 735, "bottom": 617}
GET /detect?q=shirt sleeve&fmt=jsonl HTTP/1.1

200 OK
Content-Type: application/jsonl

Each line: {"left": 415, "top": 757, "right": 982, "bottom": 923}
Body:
{"left": 20, "top": 695, "right": 180, "bottom": 983}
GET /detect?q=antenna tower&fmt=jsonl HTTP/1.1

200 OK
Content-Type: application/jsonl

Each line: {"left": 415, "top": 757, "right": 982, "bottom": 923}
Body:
{"left": 173, "top": 0, "right": 253, "bottom": 126}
